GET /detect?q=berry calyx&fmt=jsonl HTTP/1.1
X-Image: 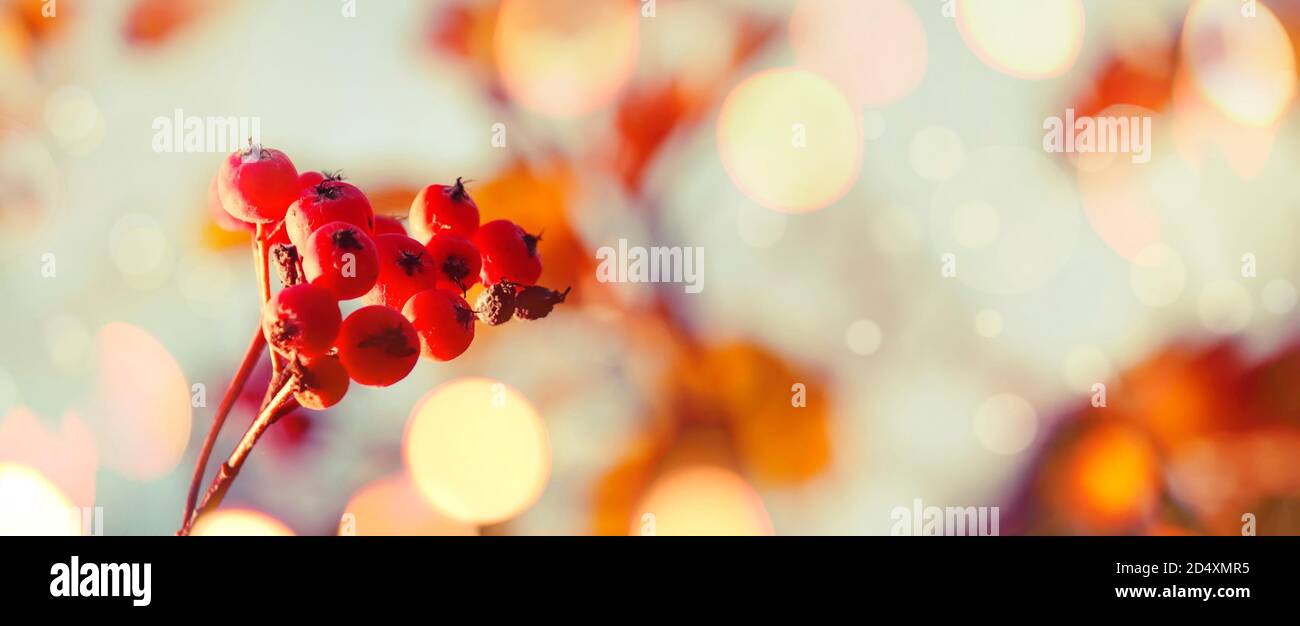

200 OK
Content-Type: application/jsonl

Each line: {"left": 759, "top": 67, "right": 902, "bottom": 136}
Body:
{"left": 514, "top": 285, "right": 570, "bottom": 320}
{"left": 424, "top": 233, "right": 482, "bottom": 293}
{"left": 409, "top": 177, "right": 480, "bottom": 242}
{"left": 474, "top": 280, "right": 517, "bottom": 326}
{"left": 284, "top": 178, "right": 375, "bottom": 249}
{"left": 336, "top": 305, "right": 421, "bottom": 387}
{"left": 472, "top": 219, "right": 543, "bottom": 286}
{"left": 216, "top": 144, "right": 300, "bottom": 224}
{"left": 302, "top": 221, "right": 381, "bottom": 300}
{"left": 364, "top": 234, "right": 439, "bottom": 310}
{"left": 290, "top": 353, "right": 349, "bottom": 410}
{"left": 261, "top": 283, "right": 342, "bottom": 357}
{"left": 402, "top": 289, "right": 476, "bottom": 361}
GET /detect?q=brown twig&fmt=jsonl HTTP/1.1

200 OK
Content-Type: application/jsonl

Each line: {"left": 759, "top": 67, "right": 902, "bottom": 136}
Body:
{"left": 180, "top": 377, "right": 296, "bottom": 535}
{"left": 178, "top": 325, "right": 267, "bottom": 533}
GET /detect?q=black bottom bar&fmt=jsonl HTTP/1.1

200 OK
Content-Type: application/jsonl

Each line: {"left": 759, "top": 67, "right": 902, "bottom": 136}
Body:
{"left": 4, "top": 536, "right": 1290, "bottom": 612}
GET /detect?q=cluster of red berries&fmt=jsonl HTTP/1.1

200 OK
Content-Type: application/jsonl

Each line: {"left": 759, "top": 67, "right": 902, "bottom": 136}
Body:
{"left": 212, "top": 143, "right": 569, "bottom": 411}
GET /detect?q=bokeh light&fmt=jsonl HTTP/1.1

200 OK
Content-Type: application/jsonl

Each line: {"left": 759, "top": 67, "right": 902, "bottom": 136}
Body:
{"left": 0, "top": 463, "right": 80, "bottom": 536}
{"left": 1075, "top": 105, "right": 1163, "bottom": 262}
{"left": 191, "top": 509, "right": 295, "bottom": 536}
{"left": 88, "top": 323, "right": 191, "bottom": 481}
{"left": 404, "top": 378, "right": 550, "bottom": 525}
{"left": 494, "top": 0, "right": 639, "bottom": 118}
{"left": 1197, "top": 280, "right": 1252, "bottom": 335}
{"left": 340, "top": 474, "right": 478, "bottom": 536}
{"left": 631, "top": 465, "right": 773, "bottom": 536}
{"left": 1045, "top": 422, "right": 1161, "bottom": 532}
{"left": 717, "top": 68, "right": 863, "bottom": 213}
{"left": 0, "top": 408, "right": 97, "bottom": 509}
{"left": 789, "top": 0, "right": 928, "bottom": 107}
{"left": 1182, "top": 0, "right": 1296, "bottom": 127}
{"left": 1129, "top": 243, "right": 1186, "bottom": 308}
{"left": 845, "top": 319, "right": 883, "bottom": 356}
{"left": 956, "top": 0, "right": 1085, "bottom": 79}
{"left": 930, "top": 146, "right": 1082, "bottom": 295}
{"left": 1261, "top": 280, "right": 1298, "bottom": 316}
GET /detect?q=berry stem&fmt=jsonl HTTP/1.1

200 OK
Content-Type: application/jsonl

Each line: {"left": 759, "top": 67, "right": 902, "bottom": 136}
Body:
{"left": 178, "top": 324, "right": 267, "bottom": 533}
{"left": 254, "top": 223, "right": 283, "bottom": 375}
{"left": 180, "top": 376, "right": 296, "bottom": 535}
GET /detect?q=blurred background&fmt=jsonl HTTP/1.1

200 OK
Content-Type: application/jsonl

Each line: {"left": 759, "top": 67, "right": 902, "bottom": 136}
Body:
{"left": 2, "top": 0, "right": 1300, "bottom": 536}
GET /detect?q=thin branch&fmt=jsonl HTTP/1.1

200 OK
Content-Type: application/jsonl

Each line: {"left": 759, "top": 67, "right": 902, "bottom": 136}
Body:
{"left": 178, "top": 325, "right": 267, "bottom": 533}
{"left": 180, "top": 376, "right": 295, "bottom": 535}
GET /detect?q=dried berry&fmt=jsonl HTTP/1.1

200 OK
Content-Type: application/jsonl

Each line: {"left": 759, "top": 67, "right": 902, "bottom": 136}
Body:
{"left": 271, "top": 243, "right": 302, "bottom": 287}
{"left": 514, "top": 285, "right": 570, "bottom": 321}
{"left": 474, "top": 280, "right": 517, "bottom": 325}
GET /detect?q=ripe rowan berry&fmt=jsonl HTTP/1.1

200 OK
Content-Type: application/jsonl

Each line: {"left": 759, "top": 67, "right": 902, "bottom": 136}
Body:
{"left": 261, "top": 283, "right": 342, "bottom": 357}
{"left": 514, "top": 285, "right": 570, "bottom": 320}
{"left": 297, "top": 170, "right": 332, "bottom": 190}
{"left": 409, "top": 177, "right": 479, "bottom": 242}
{"left": 216, "top": 144, "right": 300, "bottom": 224}
{"left": 336, "top": 305, "right": 420, "bottom": 387}
{"left": 208, "top": 174, "right": 254, "bottom": 233}
{"left": 364, "top": 234, "right": 440, "bottom": 310}
{"left": 291, "top": 353, "right": 349, "bottom": 410}
{"left": 301, "top": 221, "right": 381, "bottom": 300}
{"left": 284, "top": 178, "right": 375, "bottom": 250}
{"left": 402, "top": 289, "right": 475, "bottom": 361}
{"left": 374, "top": 215, "right": 407, "bottom": 236}
{"left": 472, "top": 219, "right": 542, "bottom": 285}
{"left": 424, "top": 233, "right": 482, "bottom": 293}
{"left": 474, "top": 280, "right": 517, "bottom": 326}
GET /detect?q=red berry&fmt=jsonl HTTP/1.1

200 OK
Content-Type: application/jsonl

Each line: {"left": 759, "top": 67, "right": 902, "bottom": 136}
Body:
{"left": 284, "top": 179, "right": 375, "bottom": 249}
{"left": 402, "top": 289, "right": 475, "bottom": 361}
{"left": 472, "top": 219, "right": 542, "bottom": 286}
{"left": 292, "top": 354, "right": 349, "bottom": 410}
{"left": 302, "top": 221, "right": 381, "bottom": 300}
{"left": 409, "top": 177, "right": 479, "bottom": 242}
{"left": 261, "top": 283, "right": 342, "bottom": 357}
{"left": 216, "top": 144, "right": 299, "bottom": 224}
{"left": 374, "top": 215, "right": 407, "bottom": 236}
{"left": 336, "top": 305, "right": 420, "bottom": 387}
{"left": 208, "top": 174, "right": 254, "bottom": 233}
{"left": 297, "top": 170, "right": 328, "bottom": 190}
{"left": 424, "top": 233, "right": 482, "bottom": 293}
{"left": 363, "top": 234, "right": 440, "bottom": 310}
